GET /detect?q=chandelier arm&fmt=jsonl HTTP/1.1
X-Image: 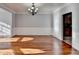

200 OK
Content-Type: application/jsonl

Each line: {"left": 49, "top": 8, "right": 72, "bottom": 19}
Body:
{"left": 27, "top": 3, "right": 38, "bottom": 15}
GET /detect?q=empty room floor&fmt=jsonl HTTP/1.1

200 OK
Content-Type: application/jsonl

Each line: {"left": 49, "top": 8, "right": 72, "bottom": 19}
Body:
{"left": 0, "top": 35, "right": 79, "bottom": 55}
{"left": 64, "top": 37, "right": 72, "bottom": 45}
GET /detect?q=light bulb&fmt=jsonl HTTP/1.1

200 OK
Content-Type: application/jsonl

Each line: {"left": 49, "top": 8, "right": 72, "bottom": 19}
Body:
{"left": 28, "top": 8, "right": 30, "bottom": 11}
{"left": 35, "top": 10, "right": 37, "bottom": 12}
{"left": 31, "top": 7, "right": 34, "bottom": 9}
{"left": 30, "top": 10, "right": 32, "bottom": 12}
{"left": 36, "top": 8, "right": 38, "bottom": 10}
{"left": 35, "top": 8, "right": 38, "bottom": 12}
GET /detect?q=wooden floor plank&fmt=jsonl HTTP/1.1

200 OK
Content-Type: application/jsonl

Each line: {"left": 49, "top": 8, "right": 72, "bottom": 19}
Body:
{"left": 0, "top": 35, "right": 79, "bottom": 55}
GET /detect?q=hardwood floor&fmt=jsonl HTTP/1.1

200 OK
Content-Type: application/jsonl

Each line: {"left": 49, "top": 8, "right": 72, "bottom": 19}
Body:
{"left": 64, "top": 37, "right": 72, "bottom": 45}
{"left": 0, "top": 35, "right": 79, "bottom": 55}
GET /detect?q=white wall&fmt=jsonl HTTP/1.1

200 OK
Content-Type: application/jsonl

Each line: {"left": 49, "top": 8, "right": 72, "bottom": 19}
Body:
{"left": 52, "top": 3, "right": 79, "bottom": 51}
{"left": 0, "top": 8, "right": 12, "bottom": 37}
{"left": 0, "top": 5, "right": 15, "bottom": 48}
{"left": 14, "top": 14, "right": 51, "bottom": 35}
{"left": 72, "top": 4, "right": 79, "bottom": 51}
{"left": 11, "top": 13, "right": 15, "bottom": 36}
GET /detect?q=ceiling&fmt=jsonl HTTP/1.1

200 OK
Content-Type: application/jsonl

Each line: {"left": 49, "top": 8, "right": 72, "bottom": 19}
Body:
{"left": 2, "top": 3, "right": 67, "bottom": 14}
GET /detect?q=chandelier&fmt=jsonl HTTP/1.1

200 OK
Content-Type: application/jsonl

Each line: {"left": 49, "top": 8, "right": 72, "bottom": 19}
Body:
{"left": 28, "top": 3, "right": 38, "bottom": 15}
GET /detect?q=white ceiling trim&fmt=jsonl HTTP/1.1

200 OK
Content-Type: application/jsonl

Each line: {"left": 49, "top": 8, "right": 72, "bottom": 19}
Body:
{"left": 0, "top": 3, "right": 69, "bottom": 14}
{"left": 53, "top": 3, "right": 72, "bottom": 13}
{"left": 0, "top": 4, "right": 16, "bottom": 14}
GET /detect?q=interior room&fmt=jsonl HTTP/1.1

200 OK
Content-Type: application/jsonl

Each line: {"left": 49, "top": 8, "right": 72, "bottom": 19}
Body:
{"left": 0, "top": 3, "right": 79, "bottom": 55}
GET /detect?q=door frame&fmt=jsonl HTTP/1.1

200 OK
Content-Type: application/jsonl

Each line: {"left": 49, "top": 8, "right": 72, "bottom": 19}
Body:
{"left": 62, "top": 12, "right": 72, "bottom": 40}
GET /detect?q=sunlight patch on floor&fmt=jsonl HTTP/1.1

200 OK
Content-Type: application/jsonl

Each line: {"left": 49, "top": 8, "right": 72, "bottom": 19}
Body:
{"left": 0, "top": 49, "right": 14, "bottom": 55}
{"left": 0, "top": 37, "right": 20, "bottom": 42}
{"left": 20, "top": 48, "right": 46, "bottom": 54}
{"left": 21, "top": 37, "right": 34, "bottom": 42}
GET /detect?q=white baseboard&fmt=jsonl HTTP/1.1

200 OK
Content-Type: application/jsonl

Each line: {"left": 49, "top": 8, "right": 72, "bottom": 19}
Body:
{"left": 13, "top": 27, "right": 51, "bottom": 35}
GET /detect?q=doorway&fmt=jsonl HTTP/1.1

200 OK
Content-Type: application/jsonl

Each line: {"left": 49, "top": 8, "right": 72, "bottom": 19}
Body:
{"left": 63, "top": 12, "right": 72, "bottom": 45}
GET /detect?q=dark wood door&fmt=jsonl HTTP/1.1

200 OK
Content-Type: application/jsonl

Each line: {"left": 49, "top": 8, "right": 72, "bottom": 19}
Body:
{"left": 63, "top": 12, "right": 72, "bottom": 38}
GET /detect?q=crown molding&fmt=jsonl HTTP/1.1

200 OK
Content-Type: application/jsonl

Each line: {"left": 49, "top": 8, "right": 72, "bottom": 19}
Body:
{"left": 0, "top": 3, "right": 70, "bottom": 14}
{"left": 53, "top": 3, "right": 72, "bottom": 13}
{"left": 0, "top": 4, "right": 16, "bottom": 14}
